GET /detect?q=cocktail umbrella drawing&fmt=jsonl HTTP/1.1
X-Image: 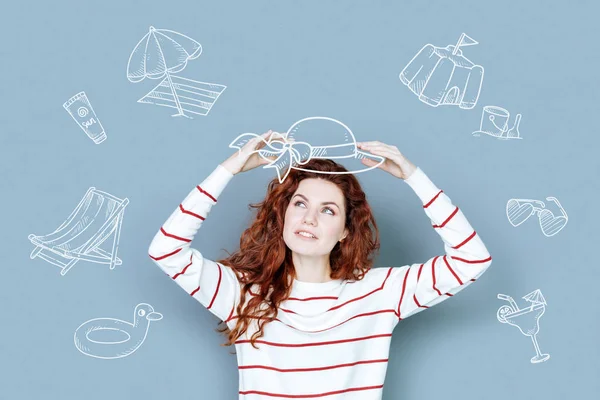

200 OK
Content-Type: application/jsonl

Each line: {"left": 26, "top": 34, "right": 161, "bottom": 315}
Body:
{"left": 126, "top": 26, "right": 226, "bottom": 118}
{"left": 523, "top": 289, "right": 546, "bottom": 309}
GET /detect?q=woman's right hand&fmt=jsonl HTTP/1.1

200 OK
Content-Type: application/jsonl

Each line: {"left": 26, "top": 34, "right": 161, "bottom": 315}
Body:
{"left": 221, "top": 130, "right": 282, "bottom": 175}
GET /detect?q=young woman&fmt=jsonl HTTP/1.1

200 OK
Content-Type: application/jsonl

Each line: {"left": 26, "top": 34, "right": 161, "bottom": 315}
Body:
{"left": 148, "top": 130, "right": 492, "bottom": 399}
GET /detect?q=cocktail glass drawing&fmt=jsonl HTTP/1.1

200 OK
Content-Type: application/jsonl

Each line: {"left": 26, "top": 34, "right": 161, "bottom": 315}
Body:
{"left": 497, "top": 290, "right": 550, "bottom": 364}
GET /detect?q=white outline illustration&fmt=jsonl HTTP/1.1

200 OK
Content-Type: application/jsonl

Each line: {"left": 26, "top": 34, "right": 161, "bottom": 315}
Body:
{"left": 506, "top": 197, "right": 568, "bottom": 237}
{"left": 473, "top": 106, "right": 522, "bottom": 140}
{"left": 229, "top": 116, "right": 386, "bottom": 183}
{"left": 497, "top": 290, "right": 550, "bottom": 364}
{"left": 28, "top": 187, "right": 129, "bottom": 275}
{"left": 74, "top": 303, "right": 163, "bottom": 359}
{"left": 399, "top": 33, "right": 484, "bottom": 109}
{"left": 63, "top": 91, "right": 107, "bottom": 144}
{"left": 126, "top": 26, "right": 226, "bottom": 118}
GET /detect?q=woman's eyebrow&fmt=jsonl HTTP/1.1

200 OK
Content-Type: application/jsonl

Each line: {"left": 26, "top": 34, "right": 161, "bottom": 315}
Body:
{"left": 293, "top": 194, "right": 340, "bottom": 208}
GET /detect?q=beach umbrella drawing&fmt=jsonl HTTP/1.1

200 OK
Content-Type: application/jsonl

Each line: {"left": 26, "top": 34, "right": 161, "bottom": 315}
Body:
{"left": 126, "top": 26, "right": 227, "bottom": 118}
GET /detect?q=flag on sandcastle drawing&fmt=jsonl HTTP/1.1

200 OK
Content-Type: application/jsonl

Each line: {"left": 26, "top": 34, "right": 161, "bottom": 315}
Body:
{"left": 126, "top": 26, "right": 226, "bottom": 118}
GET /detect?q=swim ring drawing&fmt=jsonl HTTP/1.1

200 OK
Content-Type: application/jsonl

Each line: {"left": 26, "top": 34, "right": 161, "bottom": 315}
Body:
{"left": 74, "top": 303, "right": 162, "bottom": 359}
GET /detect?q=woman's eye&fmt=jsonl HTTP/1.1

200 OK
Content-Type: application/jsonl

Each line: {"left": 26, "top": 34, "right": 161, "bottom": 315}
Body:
{"left": 295, "top": 201, "right": 334, "bottom": 215}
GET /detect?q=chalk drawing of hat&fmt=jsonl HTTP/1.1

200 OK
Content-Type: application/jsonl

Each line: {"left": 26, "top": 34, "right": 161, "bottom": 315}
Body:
{"left": 229, "top": 116, "right": 386, "bottom": 183}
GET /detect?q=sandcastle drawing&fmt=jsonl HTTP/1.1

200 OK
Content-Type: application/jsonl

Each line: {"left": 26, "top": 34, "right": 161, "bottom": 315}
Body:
{"left": 399, "top": 33, "right": 484, "bottom": 109}
{"left": 126, "top": 26, "right": 226, "bottom": 118}
{"left": 28, "top": 187, "right": 129, "bottom": 276}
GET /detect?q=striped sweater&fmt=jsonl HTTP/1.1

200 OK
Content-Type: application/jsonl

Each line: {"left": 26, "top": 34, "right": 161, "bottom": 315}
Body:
{"left": 148, "top": 164, "right": 492, "bottom": 399}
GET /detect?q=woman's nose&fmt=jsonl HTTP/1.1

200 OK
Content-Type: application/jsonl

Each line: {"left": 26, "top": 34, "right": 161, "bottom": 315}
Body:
{"left": 302, "top": 210, "right": 318, "bottom": 225}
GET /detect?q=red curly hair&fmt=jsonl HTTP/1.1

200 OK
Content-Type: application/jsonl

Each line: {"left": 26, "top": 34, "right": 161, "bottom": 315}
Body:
{"left": 215, "top": 158, "right": 380, "bottom": 349}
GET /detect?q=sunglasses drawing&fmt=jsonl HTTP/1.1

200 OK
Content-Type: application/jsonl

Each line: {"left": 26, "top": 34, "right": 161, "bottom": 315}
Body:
{"left": 506, "top": 197, "right": 568, "bottom": 237}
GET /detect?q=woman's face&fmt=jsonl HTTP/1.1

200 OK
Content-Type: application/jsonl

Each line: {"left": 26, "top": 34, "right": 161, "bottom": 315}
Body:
{"left": 283, "top": 178, "right": 348, "bottom": 256}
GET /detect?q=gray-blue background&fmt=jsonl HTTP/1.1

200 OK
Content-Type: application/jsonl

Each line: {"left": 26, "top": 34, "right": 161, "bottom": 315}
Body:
{"left": 2, "top": 1, "right": 598, "bottom": 399}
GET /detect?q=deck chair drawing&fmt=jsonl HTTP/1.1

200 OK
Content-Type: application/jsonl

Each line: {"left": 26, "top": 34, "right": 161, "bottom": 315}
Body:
{"left": 28, "top": 187, "right": 129, "bottom": 276}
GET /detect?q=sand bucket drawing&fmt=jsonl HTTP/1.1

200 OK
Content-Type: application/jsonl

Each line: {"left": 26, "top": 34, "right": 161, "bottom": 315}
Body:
{"left": 473, "top": 106, "right": 523, "bottom": 140}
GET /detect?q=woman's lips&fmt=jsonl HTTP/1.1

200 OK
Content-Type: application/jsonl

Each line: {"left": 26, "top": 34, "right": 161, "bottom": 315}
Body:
{"left": 295, "top": 231, "right": 318, "bottom": 240}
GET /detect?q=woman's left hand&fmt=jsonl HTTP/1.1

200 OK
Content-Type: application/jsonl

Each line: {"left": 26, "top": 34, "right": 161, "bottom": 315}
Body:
{"left": 356, "top": 141, "right": 417, "bottom": 180}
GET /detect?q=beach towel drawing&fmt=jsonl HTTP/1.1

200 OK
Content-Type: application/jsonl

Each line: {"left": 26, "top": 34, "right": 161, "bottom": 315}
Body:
{"left": 28, "top": 187, "right": 129, "bottom": 276}
{"left": 63, "top": 91, "right": 107, "bottom": 144}
{"left": 74, "top": 303, "right": 163, "bottom": 359}
{"left": 473, "top": 106, "right": 522, "bottom": 140}
{"left": 126, "top": 26, "right": 226, "bottom": 118}
{"left": 506, "top": 197, "right": 567, "bottom": 237}
{"left": 399, "top": 33, "right": 484, "bottom": 109}
{"left": 497, "top": 290, "right": 550, "bottom": 364}
{"left": 229, "top": 116, "right": 386, "bottom": 183}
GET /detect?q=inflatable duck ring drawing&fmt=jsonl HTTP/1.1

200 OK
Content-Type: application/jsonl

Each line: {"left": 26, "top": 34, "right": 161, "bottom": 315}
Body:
{"left": 74, "top": 303, "right": 162, "bottom": 359}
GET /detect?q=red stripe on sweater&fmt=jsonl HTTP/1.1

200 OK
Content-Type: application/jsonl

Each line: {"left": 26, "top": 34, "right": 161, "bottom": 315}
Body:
{"left": 226, "top": 306, "right": 235, "bottom": 323}
{"left": 327, "top": 267, "right": 393, "bottom": 312}
{"left": 424, "top": 190, "right": 443, "bottom": 208}
{"left": 413, "top": 263, "right": 427, "bottom": 309}
{"left": 453, "top": 230, "right": 476, "bottom": 249}
{"left": 190, "top": 286, "right": 200, "bottom": 296}
{"left": 149, "top": 248, "right": 182, "bottom": 261}
{"left": 230, "top": 309, "right": 397, "bottom": 334}
{"left": 235, "top": 333, "right": 392, "bottom": 348}
{"left": 239, "top": 358, "right": 388, "bottom": 373}
{"left": 433, "top": 206, "right": 459, "bottom": 228}
{"left": 413, "top": 294, "right": 429, "bottom": 309}
{"left": 290, "top": 309, "right": 397, "bottom": 333}
{"left": 160, "top": 227, "right": 191, "bottom": 243}
{"left": 196, "top": 185, "right": 217, "bottom": 202}
{"left": 172, "top": 255, "right": 193, "bottom": 280}
{"left": 287, "top": 295, "right": 339, "bottom": 301}
{"left": 179, "top": 204, "right": 205, "bottom": 220}
{"left": 416, "top": 263, "right": 424, "bottom": 281}
{"left": 249, "top": 288, "right": 339, "bottom": 301}
{"left": 396, "top": 268, "right": 410, "bottom": 320}
{"left": 239, "top": 384, "right": 384, "bottom": 398}
{"left": 432, "top": 256, "right": 442, "bottom": 296}
{"left": 451, "top": 255, "right": 492, "bottom": 264}
{"left": 443, "top": 255, "right": 463, "bottom": 285}
{"left": 207, "top": 263, "right": 223, "bottom": 310}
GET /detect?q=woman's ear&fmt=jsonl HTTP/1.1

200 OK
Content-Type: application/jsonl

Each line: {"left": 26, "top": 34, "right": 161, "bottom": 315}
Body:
{"left": 340, "top": 228, "right": 349, "bottom": 242}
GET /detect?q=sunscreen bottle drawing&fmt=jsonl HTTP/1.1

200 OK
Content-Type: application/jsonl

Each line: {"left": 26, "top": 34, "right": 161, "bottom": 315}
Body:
{"left": 63, "top": 91, "right": 107, "bottom": 144}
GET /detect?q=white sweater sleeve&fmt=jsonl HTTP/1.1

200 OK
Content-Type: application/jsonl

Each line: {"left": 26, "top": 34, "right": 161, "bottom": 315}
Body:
{"left": 148, "top": 164, "right": 241, "bottom": 322}
{"left": 385, "top": 167, "right": 493, "bottom": 321}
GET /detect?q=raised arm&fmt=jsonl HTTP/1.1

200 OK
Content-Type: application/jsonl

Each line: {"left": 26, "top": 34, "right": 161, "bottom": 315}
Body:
{"left": 385, "top": 167, "right": 492, "bottom": 321}
{"left": 148, "top": 164, "right": 240, "bottom": 322}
